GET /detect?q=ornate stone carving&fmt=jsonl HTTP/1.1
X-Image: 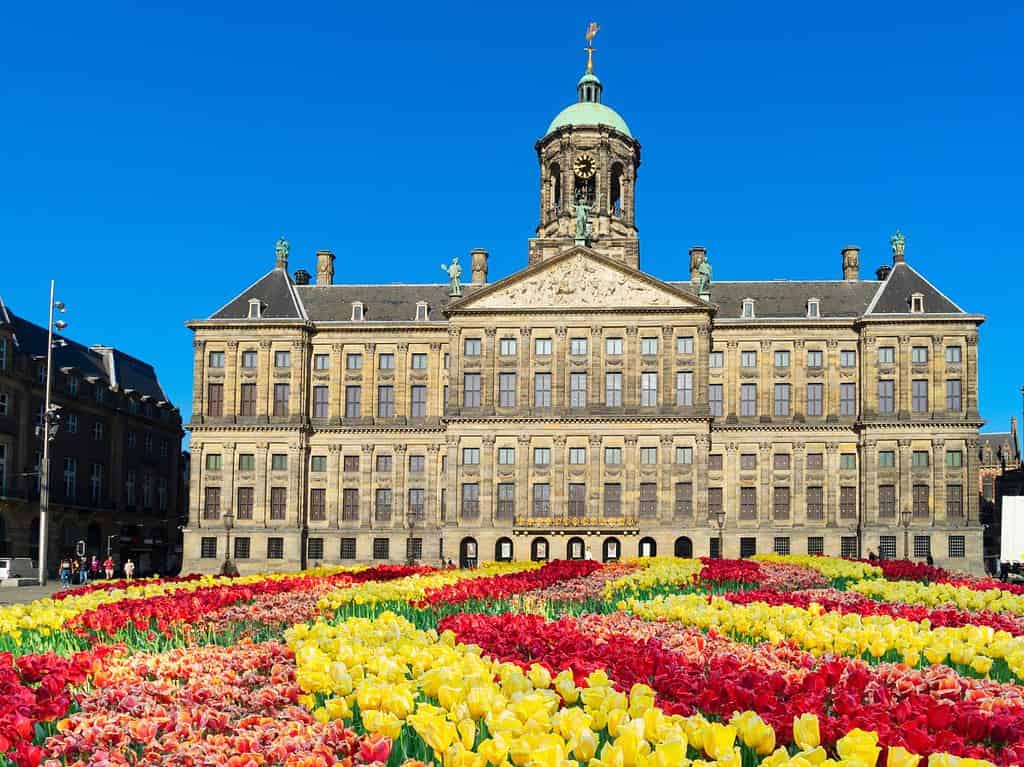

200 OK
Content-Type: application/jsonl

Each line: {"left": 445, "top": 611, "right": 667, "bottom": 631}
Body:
{"left": 361, "top": 444, "right": 375, "bottom": 454}
{"left": 430, "top": 342, "right": 442, "bottom": 352}
{"left": 966, "top": 336, "right": 978, "bottom": 347}
{"left": 589, "top": 436, "right": 603, "bottom": 447}
{"left": 427, "top": 444, "right": 440, "bottom": 455}
{"left": 898, "top": 439, "right": 912, "bottom": 448}
{"left": 258, "top": 340, "right": 272, "bottom": 350}
{"left": 193, "top": 339, "right": 204, "bottom": 351}
{"left": 590, "top": 325, "right": 603, "bottom": 337}
{"left": 484, "top": 328, "right": 497, "bottom": 338}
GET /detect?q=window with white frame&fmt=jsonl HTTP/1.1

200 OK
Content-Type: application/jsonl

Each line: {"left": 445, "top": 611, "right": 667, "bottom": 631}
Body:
{"left": 910, "top": 293, "right": 924, "bottom": 313}
{"left": 350, "top": 302, "right": 364, "bottom": 321}
{"left": 605, "top": 372, "right": 622, "bottom": 406}
{"left": 569, "top": 447, "right": 586, "bottom": 465}
{"left": 570, "top": 373, "right": 587, "bottom": 408}
{"left": 640, "top": 372, "right": 658, "bottom": 406}
{"left": 741, "top": 350, "right": 757, "bottom": 368}
{"left": 463, "top": 338, "right": 481, "bottom": 356}
{"left": 535, "top": 338, "right": 552, "bottom": 356}
{"left": 570, "top": 337, "right": 588, "bottom": 356}
{"left": 533, "top": 447, "right": 551, "bottom": 466}
{"left": 676, "top": 336, "right": 693, "bottom": 354}
{"left": 274, "top": 350, "right": 291, "bottom": 368}
{"left": 708, "top": 384, "right": 723, "bottom": 417}
{"left": 878, "top": 346, "right": 895, "bottom": 364}
{"left": 497, "top": 447, "right": 515, "bottom": 465}
{"left": 741, "top": 299, "right": 755, "bottom": 318}
{"left": 740, "top": 383, "right": 757, "bottom": 416}
{"left": 641, "top": 337, "right": 659, "bottom": 355}
{"left": 911, "top": 346, "right": 929, "bottom": 364}
{"left": 675, "top": 446, "right": 693, "bottom": 464}
{"left": 774, "top": 384, "right": 791, "bottom": 416}
{"left": 346, "top": 353, "right": 362, "bottom": 370}
{"left": 462, "top": 447, "right": 480, "bottom": 465}
{"left": 708, "top": 351, "right": 724, "bottom": 368}
{"left": 498, "top": 373, "right": 516, "bottom": 408}
{"left": 807, "top": 299, "right": 820, "bottom": 318}
{"left": 806, "top": 383, "right": 823, "bottom": 417}
{"left": 675, "top": 371, "right": 693, "bottom": 406}
{"left": 774, "top": 350, "right": 790, "bottom": 368}
{"left": 839, "top": 382, "right": 856, "bottom": 416}
{"left": 499, "top": 337, "right": 517, "bottom": 356}
{"left": 411, "top": 353, "right": 427, "bottom": 369}
{"left": 604, "top": 447, "right": 621, "bottom": 465}
{"left": 640, "top": 447, "right": 658, "bottom": 465}
{"left": 534, "top": 373, "right": 552, "bottom": 408}
{"left": 606, "top": 337, "right": 623, "bottom": 355}
{"left": 807, "top": 350, "right": 823, "bottom": 368}
{"left": 415, "top": 302, "right": 429, "bottom": 321}
{"left": 840, "top": 350, "right": 856, "bottom": 367}
{"left": 945, "top": 346, "right": 962, "bottom": 364}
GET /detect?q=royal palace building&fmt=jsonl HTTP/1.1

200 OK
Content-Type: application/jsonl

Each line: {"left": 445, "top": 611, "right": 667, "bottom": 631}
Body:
{"left": 183, "top": 44, "right": 985, "bottom": 573}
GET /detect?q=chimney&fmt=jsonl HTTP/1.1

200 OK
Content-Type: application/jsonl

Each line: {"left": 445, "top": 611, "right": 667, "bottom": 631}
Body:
{"left": 470, "top": 248, "right": 489, "bottom": 285}
{"left": 841, "top": 245, "right": 860, "bottom": 281}
{"left": 293, "top": 269, "right": 311, "bottom": 286}
{"left": 316, "top": 250, "right": 335, "bottom": 286}
{"left": 688, "top": 246, "right": 707, "bottom": 281}
{"left": 875, "top": 264, "right": 892, "bottom": 281}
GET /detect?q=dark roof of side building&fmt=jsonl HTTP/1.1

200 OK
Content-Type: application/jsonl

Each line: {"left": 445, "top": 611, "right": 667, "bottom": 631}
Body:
{"left": 866, "top": 262, "right": 963, "bottom": 315}
{"left": 980, "top": 431, "right": 1021, "bottom": 466}
{"left": 671, "top": 280, "right": 880, "bottom": 319}
{"left": 0, "top": 296, "right": 172, "bottom": 403}
{"left": 211, "top": 269, "right": 306, "bottom": 320}
{"left": 297, "top": 284, "right": 459, "bottom": 323}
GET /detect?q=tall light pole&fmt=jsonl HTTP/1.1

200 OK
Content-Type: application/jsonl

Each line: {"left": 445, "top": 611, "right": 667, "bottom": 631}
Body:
{"left": 711, "top": 509, "right": 725, "bottom": 559}
{"left": 37, "top": 281, "right": 67, "bottom": 586}
{"left": 222, "top": 511, "right": 234, "bottom": 572}
{"left": 901, "top": 509, "right": 912, "bottom": 560}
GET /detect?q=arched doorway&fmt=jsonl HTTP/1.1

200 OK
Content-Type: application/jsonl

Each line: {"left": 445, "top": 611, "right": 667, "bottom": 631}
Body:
{"left": 459, "top": 537, "right": 478, "bottom": 569}
{"left": 566, "top": 536, "right": 585, "bottom": 560}
{"left": 495, "top": 537, "right": 514, "bottom": 562}
{"left": 602, "top": 537, "right": 621, "bottom": 563}
{"left": 638, "top": 537, "right": 657, "bottom": 558}
{"left": 531, "top": 537, "right": 549, "bottom": 562}
{"left": 674, "top": 536, "right": 693, "bottom": 558}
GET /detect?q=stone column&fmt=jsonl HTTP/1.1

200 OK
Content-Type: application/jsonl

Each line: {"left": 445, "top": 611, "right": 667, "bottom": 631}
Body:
{"left": 825, "top": 443, "right": 839, "bottom": 526}
{"left": 480, "top": 437, "right": 495, "bottom": 524}
{"left": 445, "top": 436, "right": 459, "bottom": 527}
{"left": 330, "top": 344, "right": 345, "bottom": 423}
{"left": 393, "top": 444, "right": 407, "bottom": 525}
{"left": 694, "top": 435, "right": 709, "bottom": 522}
{"left": 257, "top": 341, "right": 272, "bottom": 419}
{"left": 966, "top": 335, "right": 979, "bottom": 418}
{"left": 362, "top": 343, "right": 377, "bottom": 419}
{"left": 659, "top": 435, "right": 673, "bottom": 522}
{"left": 759, "top": 442, "right": 772, "bottom": 522}
{"left": 394, "top": 343, "right": 409, "bottom": 421}
{"left": 725, "top": 442, "right": 738, "bottom": 524}
{"left": 519, "top": 328, "right": 532, "bottom": 413}
{"left": 695, "top": 326, "right": 709, "bottom": 414}
{"left": 793, "top": 441, "right": 806, "bottom": 525}
{"left": 552, "top": 435, "right": 567, "bottom": 517}
{"left": 760, "top": 340, "right": 772, "bottom": 417}
{"left": 725, "top": 341, "right": 739, "bottom": 418}
{"left": 552, "top": 328, "right": 567, "bottom": 410}
{"left": 931, "top": 336, "right": 946, "bottom": 418}
{"left": 897, "top": 336, "right": 911, "bottom": 418}
{"left": 426, "top": 445, "right": 440, "bottom": 527}
{"left": 224, "top": 341, "right": 239, "bottom": 421}
{"left": 517, "top": 435, "right": 531, "bottom": 520}
{"left": 966, "top": 438, "right": 980, "bottom": 522}
{"left": 932, "top": 438, "right": 946, "bottom": 523}
{"left": 589, "top": 326, "right": 603, "bottom": 407}
{"left": 898, "top": 438, "right": 913, "bottom": 520}
{"left": 661, "top": 326, "right": 674, "bottom": 411}
{"left": 430, "top": 343, "right": 443, "bottom": 419}
{"left": 288, "top": 444, "right": 304, "bottom": 529}
{"left": 588, "top": 435, "right": 603, "bottom": 516}
{"left": 624, "top": 436, "right": 638, "bottom": 519}
{"left": 792, "top": 340, "right": 805, "bottom": 419}
{"left": 360, "top": 444, "right": 374, "bottom": 528}
{"left": 222, "top": 444, "right": 236, "bottom": 518}
{"left": 862, "top": 438, "right": 877, "bottom": 526}
{"left": 482, "top": 330, "right": 496, "bottom": 415}
{"left": 289, "top": 340, "right": 306, "bottom": 422}
{"left": 624, "top": 327, "right": 638, "bottom": 407}
{"left": 826, "top": 339, "right": 841, "bottom": 416}
{"left": 327, "top": 446, "right": 341, "bottom": 527}
{"left": 190, "top": 442, "right": 205, "bottom": 528}
{"left": 191, "top": 339, "right": 206, "bottom": 422}
{"left": 255, "top": 442, "right": 269, "bottom": 527}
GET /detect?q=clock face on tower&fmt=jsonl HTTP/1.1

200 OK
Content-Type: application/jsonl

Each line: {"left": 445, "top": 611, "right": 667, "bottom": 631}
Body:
{"left": 573, "top": 153, "right": 596, "bottom": 179}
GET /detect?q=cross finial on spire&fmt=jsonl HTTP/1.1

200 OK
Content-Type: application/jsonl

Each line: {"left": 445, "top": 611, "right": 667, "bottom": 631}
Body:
{"left": 584, "top": 21, "right": 600, "bottom": 73}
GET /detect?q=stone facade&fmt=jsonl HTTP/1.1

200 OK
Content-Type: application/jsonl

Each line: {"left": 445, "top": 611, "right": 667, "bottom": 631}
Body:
{"left": 183, "top": 56, "right": 986, "bottom": 574}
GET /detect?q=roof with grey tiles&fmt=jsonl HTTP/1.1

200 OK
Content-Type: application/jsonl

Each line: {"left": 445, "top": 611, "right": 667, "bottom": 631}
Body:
{"left": 980, "top": 432, "right": 1020, "bottom": 466}
{"left": 865, "top": 262, "right": 963, "bottom": 315}
{"left": 671, "top": 280, "right": 881, "bottom": 319}
{"left": 296, "top": 284, "right": 472, "bottom": 323}
{"left": 210, "top": 269, "right": 305, "bottom": 320}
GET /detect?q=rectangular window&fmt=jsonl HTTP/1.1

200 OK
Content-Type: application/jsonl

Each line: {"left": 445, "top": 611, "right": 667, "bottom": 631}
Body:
{"left": 411, "top": 353, "right": 428, "bottom": 369}
{"left": 408, "top": 488, "right": 425, "bottom": 517}
{"left": 640, "top": 372, "right": 658, "bottom": 406}
{"left": 200, "top": 537, "right": 217, "bottom": 559}
{"left": 125, "top": 470, "right": 136, "bottom": 505}
{"left": 314, "top": 353, "right": 330, "bottom": 370}
{"left": 346, "top": 353, "right": 362, "bottom": 370}
{"left": 569, "top": 447, "right": 586, "bottom": 464}
{"left": 912, "top": 380, "right": 929, "bottom": 412}
{"left": 606, "top": 337, "right": 623, "bottom": 355}
{"left": 232, "top": 537, "right": 250, "bottom": 560}
{"left": 676, "top": 336, "right": 694, "bottom": 354}
{"left": 640, "top": 446, "right": 658, "bottom": 465}
{"left": 270, "top": 487, "right": 287, "bottom": 520}
{"left": 878, "top": 379, "right": 895, "bottom": 414}
{"left": 376, "top": 454, "right": 393, "bottom": 473}
{"left": 206, "top": 453, "right": 223, "bottom": 471}
{"left": 774, "top": 453, "right": 790, "bottom": 470}
{"left": 807, "top": 452, "right": 823, "bottom": 470}
{"left": 947, "top": 484, "right": 964, "bottom": 518}
{"left": 408, "top": 455, "right": 425, "bottom": 473}
{"left": 946, "top": 346, "right": 962, "bottom": 364}
{"left": 462, "top": 483, "right": 480, "bottom": 519}
{"left": 707, "top": 487, "right": 723, "bottom": 518}
{"left": 805, "top": 383, "right": 823, "bottom": 417}
{"left": 342, "top": 488, "right": 360, "bottom": 521}
{"left": 312, "top": 385, "right": 329, "bottom": 418}
{"left": 203, "top": 486, "right": 220, "bottom": 519}
{"left": 372, "top": 538, "right": 389, "bottom": 560}
{"left": 497, "top": 447, "right": 516, "bottom": 465}
{"left": 89, "top": 462, "right": 103, "bottom": 504}
{"left": 310, "top": 488, "right": 326, "bottom": 521}
{"left": 340, "top": 538, "right": 357, "bottom": 559}
{"left": 807, "top": 536, "right": 824, "bottom": 555}
{"left": 499, "top": 337, "right": 517, "bottom": 356}
{"left": 839, "top": 383, "right": 856, "bottom": 416}
{"left": 274, "top": 350, "right": 291, "bottom": 368}
{"left": 740, "top": 487, "right": 757, "bottom": 519}
{"left": 773, "top": 487, "right": 790, "bottom": 519}
{"left": 464, "top": 338, "right": 481, "bottom": 356}
{"left": 879, "top": 450, "right": 895, "bottom": 467}
{"left": 708, "top": 454, "right": 723, "bottom": 471}
{"left": 840, "top": 350, "right": 856, "bottom": 367}
{"left": 641, "top": 337, "right": 659, "bottom": 355}
{"left": 236, "top": 487, "right": 254, "bottom": 519}
{"left": 378, "top": 353, "right": 395, "bottom": 370}
{"left": 92, "top": 420, "right": 105, "bottom": 441}
{"left": 534, "top": 447, "right": 551, "bottom": 466}
{"left": 307, "top": 537, "right": 324, "bottom": 560}
{"left": 879, "top": 535, "right": 897, "bottom": 560}
{"left": 673, "top": 481, "right": 692, "bottom": 518}
{"left": 603, "top": 483, "right": 622, "bottom": 517}
{"left": 497, "top": 483, "right": 515, "bottom": 519}
{"left": 841, "top": 537, "right": 859, "bottom": 559}
{"left": 534, "top": 373, "right": 552, "bottom": 407}
{"left": 840, "top": 486, "right": 856, "bottom": 518}
{"left": 0, "top": 392, "right": 8, "bottom": 417}
{"left": 911, "top": 346, "right": 929, "bottom": 364}
{"left": 913, "top": 484, "right": 930, "bottom": 517}
{"left": 239, "top": 383, "right": 256, "bottom": 416}
{"left": 569, "top": 337, "right": 588, "bottom": 356}
{"left": 948, "top": 534, "right": 966, "bottom": 558}
{"left": 638, "top": 482, "right": 657, "bottom": 517}
{"left": 463, "top": 374, "right": 481, "bottom": 408}
{"left": 532, "top": 483, "right": 551, "bottom": 516}
{"left": 343, "top": 455, "right": 359, "bottom": 472}
{"left": 410, "top": 385, "right": 427, "bottom": 417}
{"left": 946, "top": 380, "right": 962, "bottom": 412}
{"left": 271, "top": 453, "right": 288, "bottom": 471}
{"left": 878, "top": 346, "right": 895, "bottom": 364}
{"left": 604, "top": 447, "right": 622, "bottom": 465}
{"left": 740, "top": 383, "right": 757, "bottom": 416}
{"left": 605, "top": 372, "right": 622, "bottom": 406}
{"left": 709, "top": 537, "right": 722, "bottom": 559}
{"left": 570, "top": 373, "right": 587, "bottom": 408}
{"left": 376, "top": 385, "right": 394, "bottom": 417}
{"left": 774, "top": 350, "right": 790, "bottom": 368}
{"left": 535, "top": 338, "right": 552, "bottom": 356}
{"left": 807, "top": 350, "right": 823, "bottom": 368}
{"left": 208, "top": 351, "right": 225, "bottom": 368}
{"left": 878, "top": 484, "right": 896, "bottom": 518}
{"left": 462, "top": 447, "right": 480, "bottom": 465}
{"left": 206, "top": 383, "right": 223, "bottom": 417}
{"left": 709, "top": 384, "right": 723, "bottom": 417}
{"left": 374, "top": 488, "right": 393, "bottom": 521}
{"left": 774, "top": 536, "right": 791, "bottom": 555}
{"left": 405, "top": 537, "right": 423, "bottom": 561}
{"left": 273, "top": 383, "right": 290, "bottom": 416}
{"left": 675, "top": 371, "right": 693, "bottom": 406}
{"left": 344, "top": 385, "right": 362, "bottom": 418}
{"left": 568, "top": 483, "right": 586, "bottom": 516}
{"left": 676, "top": 446, "right": 693, "bottom": 465}
{"left": 914, "top": 535, "right": 931, "bottom": 559}
{"left": 741, "top": 350, "right": 757, "bottom": 368}
{"left": 741, "top": 453, "right": 757, "bottom": 470}
{"left": 740, "top": 537, "right": 757, "bottom": 558}
{"left": 496, "top": 373, "right": 517, "bottom": 408}
{"left": 946, "top": 450, "right": 963, "bottom": 467}
{"left": 708, "top": 351, "right": 724, "bottom": 368}
{"left": 807, "top": 486, "right": 824, "bottom": 520}
{"left": 912, "top": 450, "right": 930, "bottom": 467}
{"left": 840, "top": 453, "right": 856, "bottom": 470}
{"left": 774, "top": 383, "right": 791, "bottom": 416}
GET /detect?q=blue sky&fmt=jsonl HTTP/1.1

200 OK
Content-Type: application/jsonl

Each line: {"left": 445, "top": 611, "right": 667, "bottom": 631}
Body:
{"left": 2, "top": 2, "right": 1022, "bottom": 440}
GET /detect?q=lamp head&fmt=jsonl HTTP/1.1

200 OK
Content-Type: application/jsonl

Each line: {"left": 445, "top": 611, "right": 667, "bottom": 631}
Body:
{"left": 54, "top": 301, "right": 66, "bottom": 312}
{"left": 54, "top": 320, "right": 68, "bottom": 330}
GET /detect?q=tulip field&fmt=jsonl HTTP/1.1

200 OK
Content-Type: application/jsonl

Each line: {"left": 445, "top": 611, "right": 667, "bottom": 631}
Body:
{"left": 5, "top": 557, "right": 1024, "bottom": 766}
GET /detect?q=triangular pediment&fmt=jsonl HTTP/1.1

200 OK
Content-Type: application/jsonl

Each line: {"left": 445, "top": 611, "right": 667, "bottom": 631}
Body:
{"left": 449, "top": 248, "right": 708, "bottom": 312}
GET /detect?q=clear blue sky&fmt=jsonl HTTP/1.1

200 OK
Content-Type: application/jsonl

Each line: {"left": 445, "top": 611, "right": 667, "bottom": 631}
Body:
{"left": 3, "top": 2, "right": 1022, "bottom": 442}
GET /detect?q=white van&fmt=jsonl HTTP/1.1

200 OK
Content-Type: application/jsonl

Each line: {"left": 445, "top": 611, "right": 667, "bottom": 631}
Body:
{"left": 0, "top": 558, "right": 38, "bottom": 580}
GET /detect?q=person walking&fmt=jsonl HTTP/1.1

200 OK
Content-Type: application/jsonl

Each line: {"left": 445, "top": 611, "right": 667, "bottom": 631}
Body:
{"left": 103, "top": 556, "right": 115, "bottom": 580}
{"left": 70, "top": 558, "right": 80, "bottom": 586}
{"left": 59, "top": 558, "right": 71, "bottom": 590}
{"left": 124, "top": 558, "right": 135, "bottom": 581}
{"left": 79, "top": 556, "right": 89, "bottom": 585}
{"left": 90, "top": 556, "right": 100, "bottom": 581}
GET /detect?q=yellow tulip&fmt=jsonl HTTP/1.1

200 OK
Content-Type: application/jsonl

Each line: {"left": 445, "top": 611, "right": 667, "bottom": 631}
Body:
{"left": 836, "top": 728, "right": 881, "bottom": 767}
{"left": 793, "top": 714, "right": 821, "bottom": 751}
{"left": 970, "top": 656, "right": 993, "bottom": 675}
{"left": 325, "top": 696, "right": 351, "bottom": 721}
{"left": 458, "top": 718, "right": 477, "bottom": 750}
{"left": 528, "top": 663, "right": 552, "bottom": 689}
{"left": 649, "top": 735, "right": 687, "bottom": 767}
{"left": 598, "top": 742, "right": 626, "bottom": 767}
{"left": 554, "top": 669, "right": 580, "bottom": 704}
{"left": 703, "top": 722, "right": 737, "bottom": 761}
{"left": 607, "top": 708, "right": 630, "bottom": 738}
{"left": 478, "top": 737, "right": 510, "bottom": 766}
{"left": 887, "top": 746, "right": 922, "bottom": 767}
{"left": 799, "top": 746, "right": 828, "bottom": 765}
{"left": 447, "top": 745, "right": 486, "bottom": 767}
{"left": 573, "top": 727, "right": 599, "bottom": 762}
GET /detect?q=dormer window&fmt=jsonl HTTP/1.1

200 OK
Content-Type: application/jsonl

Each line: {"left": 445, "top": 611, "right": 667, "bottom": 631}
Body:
{"left": 247, "top": 299, "right": 262, "bottom": 319}
{"left": 351, "top": 301, "right": 364, "bottom": 321}
{"left": 741, "top": 299, "right": 756, "bottom": 319}
{"left": 415, "top": 301, "right": 429, "bottom": 321}
{"left": 910, "top": 293, "right": 924, "bottom": 314}
{"left": 807, "top": 298, "right": 820, "bottom": 318}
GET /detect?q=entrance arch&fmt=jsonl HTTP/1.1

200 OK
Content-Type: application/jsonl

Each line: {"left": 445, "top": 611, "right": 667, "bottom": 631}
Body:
{"left": 674, "top": 536, "right": 693, "bottom": 558}
{"left": 494, "top": 537, "right": 514, "bottom": 562}
{"left": 638, "top": 537, "right": 657, "bottom": 558}
{"left": 602, "top": 537, "right": 621, "bottom": 562}
{"left": 531, "top": 537, "right": 549, "bottom": 562}
{"left": 459, "top": 537, "right": 478, "bottom": 569}
{"left": 566, "top": 537, "right": 585, "bottom": 560}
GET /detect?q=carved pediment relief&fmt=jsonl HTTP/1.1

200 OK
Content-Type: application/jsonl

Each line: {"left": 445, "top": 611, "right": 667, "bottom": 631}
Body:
{"left": 459, "top": 251, "right": 702, "bottom": 310}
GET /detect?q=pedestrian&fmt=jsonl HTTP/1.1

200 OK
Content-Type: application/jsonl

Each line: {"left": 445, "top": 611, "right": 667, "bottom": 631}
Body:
{"left": 867, "top": 549, "right": 878, "bottom": 561}
{"left": 90, "top": 556, "right": 100, "bottom": 581}
{"left": 925, "top": 553, "right": 934, "bottom": 567}
{"left": 584, "top": 546, "right": 593, "bottom": 561}
{"left": 103, "top": 555, "right": 115, "bottom": 580}
{"left": 59, "top": 558, "right": 71, "bottom": 589}
{"left": 80, "top": 556, "right": 89, "bottom": 584}
{"left": 124, "top": 558, "right": 135, "bottom": 580}
{"left": 70, "top": 558, "right": 80, "bottom": 585}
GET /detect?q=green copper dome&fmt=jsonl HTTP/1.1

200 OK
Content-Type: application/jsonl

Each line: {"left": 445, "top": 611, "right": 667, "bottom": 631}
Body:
{"left": 546, "top": 101, "right": 632, "bottom": 138}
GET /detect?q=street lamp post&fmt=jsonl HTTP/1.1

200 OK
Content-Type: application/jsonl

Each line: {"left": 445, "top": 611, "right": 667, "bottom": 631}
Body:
{"left": 711, "top": 509, "right": 726, "bottom": 559}
{"left": 222, "top": 512, "right": 235, "bottom": 573}
{"left": 37, "top": 281, "right": 67, "bottom": 586}
{"left": 901, "top": 509, "right": 912, "bottom": 559}
{"left": 106, "top": 534, "right": 117, "bottom": 558}
{"left": 406, "top": 508, "right": 423, "bottom": 565}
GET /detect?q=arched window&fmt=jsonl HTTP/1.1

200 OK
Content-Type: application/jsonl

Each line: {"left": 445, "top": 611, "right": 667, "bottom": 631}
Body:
{"left": 610, "top": 163, "right": 624, "bottom": 217}
{"left": 602, "top": 537, "right": 621, "bottom": 562}
{"left": 638, "top": 537, "right": 657, "bottom": 558}
{"left": 459, "top": 537, "right": 478, "bottom": 568}
{"left": 566, "top": 536, "right": 585, "bottom": 560}
{"left": 674, "top": 536, "right": 693, "bottom": 558}
{"left": 550, "top": 163, "right": 562, "bottom": 212}
{"left": 495, "top": 536, "right": 514, "bottom": 562}
{"left": 531, "top": 537, "right": 549, "bottom": 562}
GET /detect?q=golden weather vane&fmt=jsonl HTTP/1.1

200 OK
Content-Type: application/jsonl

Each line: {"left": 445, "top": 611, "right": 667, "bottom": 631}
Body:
{"left": 584, "top": 21, "right": 600, "bottom": 73}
